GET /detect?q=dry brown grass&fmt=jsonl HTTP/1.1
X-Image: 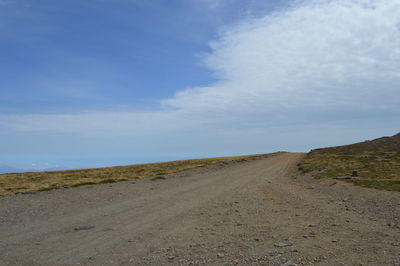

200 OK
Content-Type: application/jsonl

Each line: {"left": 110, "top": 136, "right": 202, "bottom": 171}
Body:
{"left": 0, "top": 153, "right": 279, "bottom": 195}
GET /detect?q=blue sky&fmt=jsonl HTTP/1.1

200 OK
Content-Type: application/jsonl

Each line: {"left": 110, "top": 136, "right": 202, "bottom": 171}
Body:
{"left": 1, "top": 0, "right": 400, "bottom": 172}
{"left": 1, "top": 0, "right": 219, "bottom": 113}
{"left": 0, "top": 0, "right": 287, "bottom": 114}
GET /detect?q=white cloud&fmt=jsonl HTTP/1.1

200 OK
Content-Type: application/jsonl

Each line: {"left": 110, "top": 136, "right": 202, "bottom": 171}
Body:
{"left": 176, "top": 0, "right": 400, "bottom": 108}
{"left": 164, "top": 0, "right": 400, "bottom": 127}
{"left": 1, "top": 0, "right": 400, "bottom": 154}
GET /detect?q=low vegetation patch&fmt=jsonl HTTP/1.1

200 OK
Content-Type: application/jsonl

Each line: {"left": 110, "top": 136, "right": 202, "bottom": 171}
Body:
{"left": 0, "top": 153, "right": 278, "bottom": 195}
{"left": 299, "top": 133, "right": 400, "bottom": 191}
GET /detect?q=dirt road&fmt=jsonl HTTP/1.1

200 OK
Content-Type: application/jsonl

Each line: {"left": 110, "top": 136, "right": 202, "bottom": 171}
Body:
{"left": 0, "top": 153, "right": 399, "bottom": 265}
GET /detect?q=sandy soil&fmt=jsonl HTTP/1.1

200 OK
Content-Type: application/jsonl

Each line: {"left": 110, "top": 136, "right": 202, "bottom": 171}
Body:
{"left": 0, "top": 153, "right": 399, "bottom": 266}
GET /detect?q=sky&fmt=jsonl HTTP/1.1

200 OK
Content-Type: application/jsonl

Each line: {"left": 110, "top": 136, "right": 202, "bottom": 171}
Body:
{"left": 1, "top": 0, "right": 399, "bottom": 172}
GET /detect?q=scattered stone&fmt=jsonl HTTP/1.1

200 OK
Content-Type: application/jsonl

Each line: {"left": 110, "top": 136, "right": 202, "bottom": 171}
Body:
{"left": 20, "top": 191, "right": 38, "bottom": 195}
{"left": 308, "top": 224, "right": 316, "bottom": 227}
{"left": 281, "top": 261, "right": 298, "bottom": 266}
{"left": 150, "top": 175, "right": 166, "bottom": 181}
{"left": 189, "top": 243, "right": 203, "bottom": 248}
{"left": 74, "top": 225, "right": 95, "bottom": 231}
{"left": 336, "top": 175, "right": 351, "bottom": 180}
{"left": 331, "top": 240, "right": 338, "bottom": 243}
{"left": 217, "top": 253, "right": 225, "bottom": 258}
{"left": 274, "top": 242, "right": 293, "bottom": 247}
{"left": 168, "top": 256, "right": 175, "bottom": 260}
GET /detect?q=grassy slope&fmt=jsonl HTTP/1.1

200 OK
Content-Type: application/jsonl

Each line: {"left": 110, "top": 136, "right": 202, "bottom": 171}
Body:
{"left": 299, "top": 133, "right": 400, "bottom": 191}
{"left": 0, "top": 153, "right": 279, "bottom": 195}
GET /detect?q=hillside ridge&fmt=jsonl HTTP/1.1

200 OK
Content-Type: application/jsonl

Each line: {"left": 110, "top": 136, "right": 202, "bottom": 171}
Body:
{"left": 300, "top": 132, "right": 400, "bottom": 191}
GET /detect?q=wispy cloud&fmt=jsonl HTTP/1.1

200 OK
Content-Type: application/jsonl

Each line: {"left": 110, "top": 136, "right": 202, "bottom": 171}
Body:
{"left": 1, "top": 0, "right": 400, "bottom": 154}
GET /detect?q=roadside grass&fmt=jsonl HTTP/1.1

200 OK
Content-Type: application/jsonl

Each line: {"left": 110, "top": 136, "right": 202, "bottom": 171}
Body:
{"left": 0, "top": 153, "right": 278, "bottom": 195}
{"left": 298, "top": 133, "right": 400, "bottom": 191}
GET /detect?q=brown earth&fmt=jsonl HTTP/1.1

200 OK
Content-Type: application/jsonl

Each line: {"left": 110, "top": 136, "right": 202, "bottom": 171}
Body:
{"left": 0, "top": 153, "right": 399, "bottom": 265}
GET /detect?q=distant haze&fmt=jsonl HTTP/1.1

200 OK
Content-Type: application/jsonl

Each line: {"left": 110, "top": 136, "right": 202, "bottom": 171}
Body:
{"left": 1, "top": 0, "right": 399, "bottom": 171}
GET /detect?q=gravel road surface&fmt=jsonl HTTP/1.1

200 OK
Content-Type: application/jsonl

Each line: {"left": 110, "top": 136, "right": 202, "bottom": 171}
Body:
{"left": 0, "top": 153, "right": 399, "bottom": 265}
